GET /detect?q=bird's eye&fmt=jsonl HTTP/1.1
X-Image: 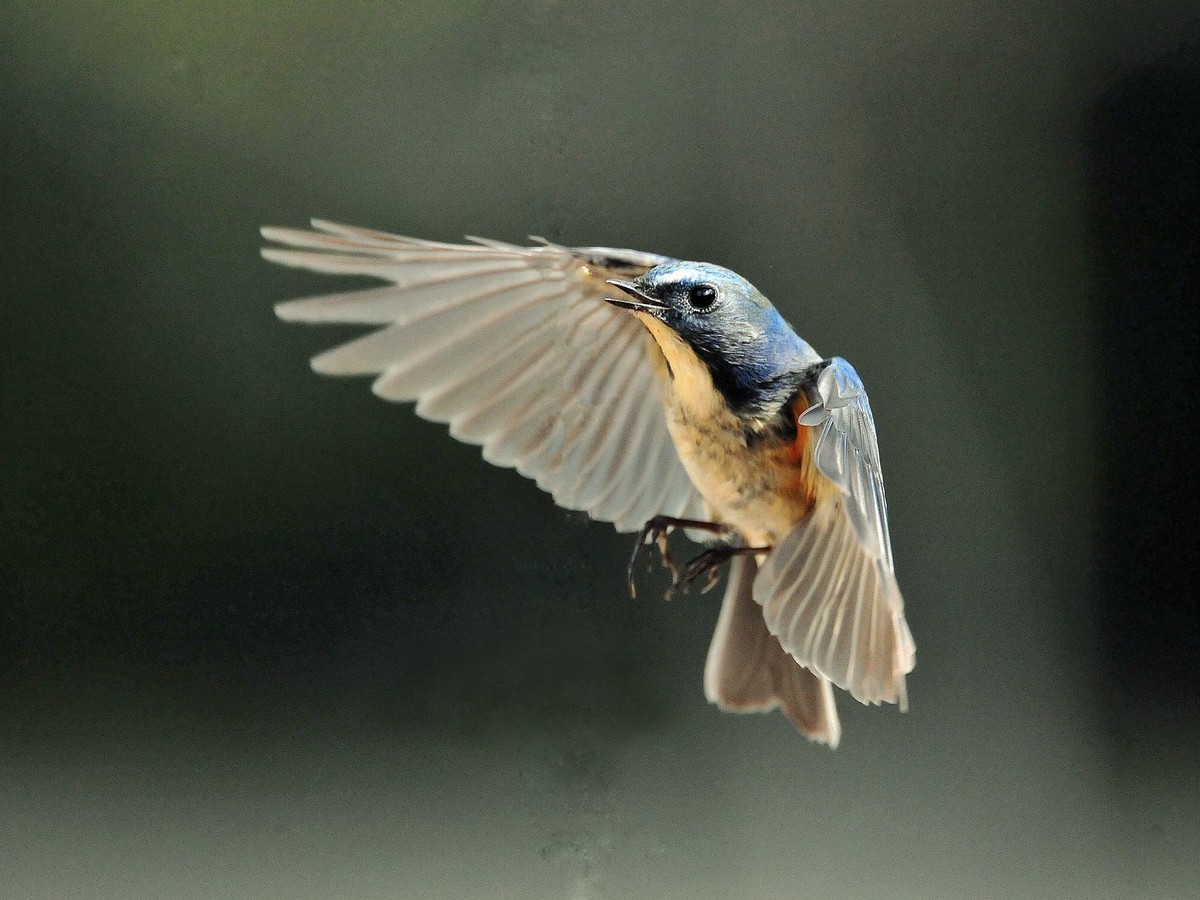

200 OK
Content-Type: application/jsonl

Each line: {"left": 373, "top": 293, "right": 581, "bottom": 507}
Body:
{"left": 687, "top": 284, "right": 718, "bottom": 311}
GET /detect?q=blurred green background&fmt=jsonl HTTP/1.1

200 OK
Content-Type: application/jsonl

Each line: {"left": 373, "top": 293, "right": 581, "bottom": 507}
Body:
{"left": 2, "top": 2, "right": 1198, "bottom": 897}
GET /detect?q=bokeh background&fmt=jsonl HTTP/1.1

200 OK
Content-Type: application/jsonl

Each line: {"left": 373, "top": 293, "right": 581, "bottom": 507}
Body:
{"left": 3, "top": 2, "right": 1198, "bottom": 897}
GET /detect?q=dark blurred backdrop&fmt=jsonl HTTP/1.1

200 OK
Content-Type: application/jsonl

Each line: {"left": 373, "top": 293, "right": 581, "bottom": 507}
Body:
{"left": 2, "top": 2, "right": 1198, "bottom": 897}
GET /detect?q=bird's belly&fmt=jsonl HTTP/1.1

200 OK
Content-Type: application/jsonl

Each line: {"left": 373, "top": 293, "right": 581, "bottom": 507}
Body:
{"left": 666, "top": 413, "right": 812, "bottom": 547}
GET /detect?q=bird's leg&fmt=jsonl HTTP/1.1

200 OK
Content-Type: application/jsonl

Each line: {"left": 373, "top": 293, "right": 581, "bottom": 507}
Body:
{"left": 669, "top": 545, "right": 772, "bottom": 599}
{"left": 626, "top": 515, "right": 732, "bottom": 599}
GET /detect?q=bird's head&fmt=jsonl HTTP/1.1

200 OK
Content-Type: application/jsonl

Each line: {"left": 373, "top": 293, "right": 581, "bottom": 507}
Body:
{"left": 605, "top": 261, "right": 815, "bottom": 418}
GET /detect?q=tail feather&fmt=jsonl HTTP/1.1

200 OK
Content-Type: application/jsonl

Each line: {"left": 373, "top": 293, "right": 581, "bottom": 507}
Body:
{"left": 704, "top": 555, "right": 841, "bottom": 747}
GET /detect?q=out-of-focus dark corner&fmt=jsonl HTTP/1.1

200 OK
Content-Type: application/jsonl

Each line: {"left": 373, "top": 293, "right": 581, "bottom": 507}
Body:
{"left": 1088, "top": 46, "right": 1200, "bottom": 891}
{"left": 2, "top": 2, "right": 1199, "bottom": 898}
{"left": 1090, "top": 50, "right": 1200, "bottom": 699}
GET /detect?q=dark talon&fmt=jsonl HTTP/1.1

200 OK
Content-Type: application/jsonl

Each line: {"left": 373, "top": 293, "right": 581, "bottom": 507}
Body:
{"left": 626, "top": 515, "right": 732, "bottom": 599}
{"left": 669, "top": 545, "right": 772, "bottom": 599}
{"left": 704, "top": 560, "right": 722, "bottom": 594}
{"left": 654, "top": 528, "right": 683, "bottom": 586}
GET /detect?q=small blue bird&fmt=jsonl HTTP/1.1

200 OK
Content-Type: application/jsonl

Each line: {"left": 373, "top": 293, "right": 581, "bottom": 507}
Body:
{"left": 263, "top": 221, "right": 915, "bottom": 747}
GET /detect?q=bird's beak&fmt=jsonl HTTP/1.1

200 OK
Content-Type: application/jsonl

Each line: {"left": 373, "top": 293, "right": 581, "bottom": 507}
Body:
{"left": 604, "top": 279, "right": 667, "bottom": 314}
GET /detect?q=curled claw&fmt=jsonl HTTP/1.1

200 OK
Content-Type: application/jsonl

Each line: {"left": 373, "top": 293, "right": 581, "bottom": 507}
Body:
{"left": 626, "top": 515, "right": 732, "bottom": 599}
{"left": 668, "top": 545, "right": 772, "bottom": 600}
{"left": 654, "top": 526, "right": 684, "bottom": 588}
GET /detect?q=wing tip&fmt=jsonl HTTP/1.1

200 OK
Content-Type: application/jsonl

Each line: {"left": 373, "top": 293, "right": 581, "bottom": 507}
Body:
{"left": 260, "top": 246, "right": 292, "bottom": 265}
{"left": 273, "top": 298, "right": 308, "bottom": 322}
{"left": 843, "top": 660, "right": 912, "bottom": 710}
{"left": 309, "top": 349, "right": 374, "bottom": 377}
{"left": 309, "top": 353, "right": 338, "bottom": 375}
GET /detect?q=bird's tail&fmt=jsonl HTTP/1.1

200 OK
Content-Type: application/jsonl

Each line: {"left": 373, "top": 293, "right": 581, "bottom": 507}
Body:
{"left": 704, "top": 554, "right": 841, "bottom": 747}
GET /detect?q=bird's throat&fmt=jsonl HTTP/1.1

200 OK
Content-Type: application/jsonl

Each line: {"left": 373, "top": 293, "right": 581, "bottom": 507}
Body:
{"left": 636, "top": 314, "right": 729, "bottom": 419}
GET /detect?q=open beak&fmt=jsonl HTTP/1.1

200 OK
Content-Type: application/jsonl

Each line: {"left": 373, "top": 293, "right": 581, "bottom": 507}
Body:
{"left": 604, "top": 278, "right": 667, "bottom": 314}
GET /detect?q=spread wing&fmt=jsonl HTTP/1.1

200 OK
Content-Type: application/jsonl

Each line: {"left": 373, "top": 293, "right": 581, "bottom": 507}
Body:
{"left": 754, "top": 357, "right": 915, "bottom": 708}
{"left": 261, "top": 220, "right": 707, "bottom": 533}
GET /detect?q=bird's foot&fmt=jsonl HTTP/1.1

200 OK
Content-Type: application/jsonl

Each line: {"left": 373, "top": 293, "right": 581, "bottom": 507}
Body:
{"left": 667, "top": 545, "right": 771, "bottom": 600}
{"left": 626, "top": 515, "right": 734, "bottom": 600}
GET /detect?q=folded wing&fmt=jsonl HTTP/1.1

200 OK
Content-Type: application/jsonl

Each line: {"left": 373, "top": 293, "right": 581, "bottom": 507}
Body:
{"left": 262, "top": 221, "right": 707, "bottom": 532}
{"left": 754, "top": 358, "right": 915, "bottom": 707}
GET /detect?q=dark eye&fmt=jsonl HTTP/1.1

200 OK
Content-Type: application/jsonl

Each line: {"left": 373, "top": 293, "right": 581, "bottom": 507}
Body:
{"left": 687, "top": 283, "right": 717, "bottom": 310}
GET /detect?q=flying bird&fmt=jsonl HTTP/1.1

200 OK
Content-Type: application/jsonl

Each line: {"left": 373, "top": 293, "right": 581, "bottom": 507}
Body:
{"left": 262, "top": 220, "right": 915, "bottom": 747}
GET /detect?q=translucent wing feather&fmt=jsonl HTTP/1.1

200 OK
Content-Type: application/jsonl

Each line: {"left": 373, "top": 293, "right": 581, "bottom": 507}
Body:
{"left": 798, "top": 358, "right": 893, "bottom": 567}
{"left": 755, "top": 357, "right": 914, "bottom": 707}
{"left": 263, "top": 220, "right": 706, "bottom": 531}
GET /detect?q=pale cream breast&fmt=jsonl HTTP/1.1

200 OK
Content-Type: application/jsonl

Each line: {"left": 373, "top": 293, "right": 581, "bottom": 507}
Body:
{"left": 665, "top": 403, "right": 813, "bottom": 546}
{"left": 635, "top": 312, "right": 815, "bottom": 547}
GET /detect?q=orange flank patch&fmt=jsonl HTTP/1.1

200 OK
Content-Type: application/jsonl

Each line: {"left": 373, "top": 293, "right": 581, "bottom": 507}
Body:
{"left": 779, "top": 399, "right": 838, "bottom": 514}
